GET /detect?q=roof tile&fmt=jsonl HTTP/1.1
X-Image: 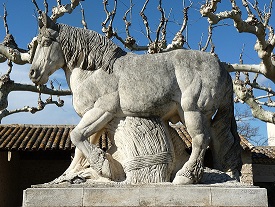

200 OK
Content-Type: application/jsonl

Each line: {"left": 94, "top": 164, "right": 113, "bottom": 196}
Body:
{"left": 0, "top": 124, "right": 274, "bottom": 165}
{"left": 0, "top": 125, "right": 75, "bottom": 151}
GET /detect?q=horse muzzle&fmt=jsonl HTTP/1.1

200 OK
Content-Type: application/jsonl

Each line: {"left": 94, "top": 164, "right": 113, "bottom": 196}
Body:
{"left": 29, "top": 68, "right": 42, "bottom": 84}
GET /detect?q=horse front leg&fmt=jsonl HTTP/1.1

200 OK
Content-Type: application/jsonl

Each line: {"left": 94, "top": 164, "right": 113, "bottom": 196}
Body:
{"left": 173, "top": 111, "right": 211, "bottom": 184}
{"left": 64, "top": 130, "right": 104, "bottom": 173}
{"left": 70, "top": 107, "right": 114, "bottom": 177}
{"left": 51, "top": 129, "right": 105, "bottom": 184}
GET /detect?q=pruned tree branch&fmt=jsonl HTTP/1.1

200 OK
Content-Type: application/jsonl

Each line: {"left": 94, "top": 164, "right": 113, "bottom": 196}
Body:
{"left": 2, "top": 3, "right": 9, "bottom": 35}
{"left": 0, "top": 96, "right": 64, "bottom": 123}
{"left": 102, "top": 0, "right": 117, "bottom": 39}
{"left": 0, "top": 43, "right": 29, "bottom": 65}
{"left": 201, "top": 0, "right": 275, "bottom": 83}
{"left": 199, "top": 25, "right": 213, "bottom": 52}
{"left": 44, "top": 0, "right": 49, "bottom": 14}
{"left": 0, "top": 74, "right": 71, "bottom": 111}
{"left": 162, "top": 2, "right": 192, "bottom": 52}
{"left": 140, "top": 0, "right": 152, "bottom": 44}
{"left": 0, "top": 5, "right": 30, "bottom": 65}
{"left": 154, "top": 0, "right": 166, "bottom": 50}
{"left": 123, "top": 1, "right": 133, "bottom": 38}
{"left": 233, "top": 80, "right": 275, "bottom": 124}
{"left": 178, "top": 1, "right": 192, "bottom": 34}
{"left": 51, "top": 0, "right": 81, "bottom": 21}
{"left": 101, "top": 0, "right": 149, "bottom": 51}
{"left": 80, "top": 3, "right": 87, "bottom": 29}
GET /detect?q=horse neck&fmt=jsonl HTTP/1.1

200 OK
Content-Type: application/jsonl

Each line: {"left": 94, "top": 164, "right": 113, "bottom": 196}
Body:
{"left": 63, "top": 66, "right": 93, "bottom": 92}
{"left": 57, "top": 23, "right": 126, "bottom": 74}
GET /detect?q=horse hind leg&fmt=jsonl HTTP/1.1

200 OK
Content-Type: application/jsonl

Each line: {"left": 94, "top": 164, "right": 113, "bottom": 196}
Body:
{"left": 173, "top": 110, "right": 211, "bottom": 184}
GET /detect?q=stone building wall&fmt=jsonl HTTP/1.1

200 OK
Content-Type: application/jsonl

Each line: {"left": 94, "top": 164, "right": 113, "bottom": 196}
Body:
{"left": 0, "top": 151, "right": 72, "bottom": 207}
{"left": 240, "top": 150, "right": 253, "bottom": 185}
{"left": 0, "top": 151, "right": 19, "bottom": 207}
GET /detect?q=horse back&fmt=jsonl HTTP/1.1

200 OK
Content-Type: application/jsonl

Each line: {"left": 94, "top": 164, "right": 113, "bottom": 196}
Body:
{"left": 113, "top": 49, "right": 229, "bottom": 115}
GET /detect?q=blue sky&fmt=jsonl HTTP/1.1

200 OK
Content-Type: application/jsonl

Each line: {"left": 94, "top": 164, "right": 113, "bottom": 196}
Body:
{"left": 0, "top": 0, "right": 274, "bottom": 145}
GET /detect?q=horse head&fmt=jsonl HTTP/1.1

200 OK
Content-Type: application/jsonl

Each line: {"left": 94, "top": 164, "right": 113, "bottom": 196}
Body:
{"left": 29, "top": 13, "right": 65, "bottom": 85}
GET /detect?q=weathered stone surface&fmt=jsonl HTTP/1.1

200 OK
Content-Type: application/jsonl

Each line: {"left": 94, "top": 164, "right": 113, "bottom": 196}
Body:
{"left": 23, "top": 184, "right": 268, "bottom": 207}
{"left": 23, "top": 187, "right": 83, "bottom": 207}
{"left": 29, "top": 13, "right": 243, "bottom": 185}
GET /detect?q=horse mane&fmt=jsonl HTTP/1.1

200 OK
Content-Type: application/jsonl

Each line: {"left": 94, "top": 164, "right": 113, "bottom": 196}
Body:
{"left": 57, "top": 24, "right": 126, "bottom": 73}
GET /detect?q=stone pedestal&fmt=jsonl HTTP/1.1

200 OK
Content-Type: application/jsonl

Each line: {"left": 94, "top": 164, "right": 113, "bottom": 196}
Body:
{"left": 22, "top": 183, "right": 268, "bottom": 207}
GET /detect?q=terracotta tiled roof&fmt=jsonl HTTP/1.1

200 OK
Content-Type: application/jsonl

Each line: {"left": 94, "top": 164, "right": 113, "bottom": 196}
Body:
{"left": 171, "top": 124, "right": 254, "bottom": 150}
{"left": 251, "top": 146, "right": 275, "bottom": 164}
{"left": 1, "top": 124, "right": 275, "bottom": 165}
{"left": 0, "top": 124, "right": 258, "bottom": 151}
{"left": 172, "top": 125, "right": 192, "bottom": 148}
{"left": 239, "top": 135, "right": 254, "bottom": 150}
{"left": 173, "top": 125, "right": 275, "bottom": 165}
{"left": 0, "top": 124, "right": 74, "bottom": 151}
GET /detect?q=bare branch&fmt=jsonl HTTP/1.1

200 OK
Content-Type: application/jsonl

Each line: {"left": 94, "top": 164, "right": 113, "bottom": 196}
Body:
{"left": 0, "top": 74, "right": 71, "bottom": 109}
{"left": 224, "top": 61, "right": 275, "bottom": 83}
{"left": 233, "top": 80, "right": 275, "bottom": 123}
{"left": 200, "top": 25, "right": 213, "bottom": 52}
{"left": 250, "top": 0, "right": 264, "bottom": 23}
{"left": 265, "top": 0, "right": 273, "bottom": 27}
{"left": 255, "top": 100, "right": 275, "bottom": 107}
{"left": 0, "top": 97, "right": 64, "bottom": 122}
{"left": 147, "top": 0, "right": 168, "bottom": 54}
{"left": 140, "top": 0, "right": 152, "bottom": 43}
{"left": 178, "top": 2, "right": 192, "bottom": 34}
{"left": 109, "top": 0, "right": 149, "bottom": 51}
{"left": 51, "top": 0, "right": 81, "bottom": 21}
{"left": 248, "top": 82, "right": 275, "bottom": 96}
{"left": 242, "top": 0, "right": 253, "bottom": 16}
{"left": 163, "top": 3, "right": 192, "bottom": 52}
{"left": 44, "top": 0, "right": 49, "bottom": 14}
{"left": 161, "top": 8, "right": 171, "bottom": 44}
{"left": 0, "top": 44, "right": 29, "bottom": 65}
{"left": 32, "top": 0, "right": 41, "bottom": 14}
{"left": 122, "top": 1, "right": 133, "bottom": 38}
{"left": 113, "top": 33, "right": 148, "bottom": 51}
{"left": 200, "top": 1, "right": 266, "bottom": 40}
{"left": 162, "top": 32, "right": 184, "bottom": 52}
{"left": 102, "top": 0, "right": 117, "bottom": 38}
{"left": 14, "top": 83, "right": 71, "bottom": 96}
{"left": 6, "top": 60, "right": 12, "bottom": 75}
{"left": 255, "top": 94, "right": 274, "bottom": 100}
{"left": 57, "top": 0, "right": 62, "bottom": 7}
{"left": 2, "top": 4, "right": 9, "bottom": 35}
{"left": 80, "top": 3, "right": 87, "bottom": 29}
{"left": 155, "top": 0, "right": 166, "bottom": 46}
{"left": 0, "top": 73, "right": 71, "bottom": 121}
{"left": 201, "top": 0, "right": 275, "bottom": 83}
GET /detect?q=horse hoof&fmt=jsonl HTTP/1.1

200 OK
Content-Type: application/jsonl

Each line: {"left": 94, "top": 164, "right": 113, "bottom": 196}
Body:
{"left": 172, "top": 175, "right": 193, "bottom": 185}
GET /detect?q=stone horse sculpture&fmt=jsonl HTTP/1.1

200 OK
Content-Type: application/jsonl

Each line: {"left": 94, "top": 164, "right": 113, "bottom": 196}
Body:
{"left": 29, "top": 13, "right": 242, "bottom": 184}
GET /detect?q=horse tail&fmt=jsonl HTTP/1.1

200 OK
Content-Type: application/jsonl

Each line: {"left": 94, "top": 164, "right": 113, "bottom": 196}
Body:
{"left": 211, "top": 74, "right": 242, "bottom": 178}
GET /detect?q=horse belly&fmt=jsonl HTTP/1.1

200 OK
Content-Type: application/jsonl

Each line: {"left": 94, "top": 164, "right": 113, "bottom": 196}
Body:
{"left": 119, "top": 75, "right": 179, "bottom": 117}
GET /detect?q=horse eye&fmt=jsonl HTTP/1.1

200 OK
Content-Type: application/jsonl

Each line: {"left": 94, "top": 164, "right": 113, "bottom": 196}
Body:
{"left": 43, "top": 39, "right": 52, "bottom": 47}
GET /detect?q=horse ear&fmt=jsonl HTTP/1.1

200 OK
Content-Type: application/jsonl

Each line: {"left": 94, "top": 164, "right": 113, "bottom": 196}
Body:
{"left": 38, "top": 12, "right": 58, "bottom": 31}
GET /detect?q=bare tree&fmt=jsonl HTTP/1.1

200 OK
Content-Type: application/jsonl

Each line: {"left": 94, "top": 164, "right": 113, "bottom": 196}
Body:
{"left": 99, "top": 0, "right": 275, "bottom": 128}
{"left": 200, "top": 0, "right": 275, "bottom": 124}
{"left": 235, "top": 105, "right": 267, "bottom": 146}
{"left": 0, "top": 0, "right": 274, "bottom": 145}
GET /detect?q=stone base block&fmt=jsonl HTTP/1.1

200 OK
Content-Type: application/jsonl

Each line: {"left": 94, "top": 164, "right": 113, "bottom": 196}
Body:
{"left": 23, "top": 184, "right": 268, "bottom": 207}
